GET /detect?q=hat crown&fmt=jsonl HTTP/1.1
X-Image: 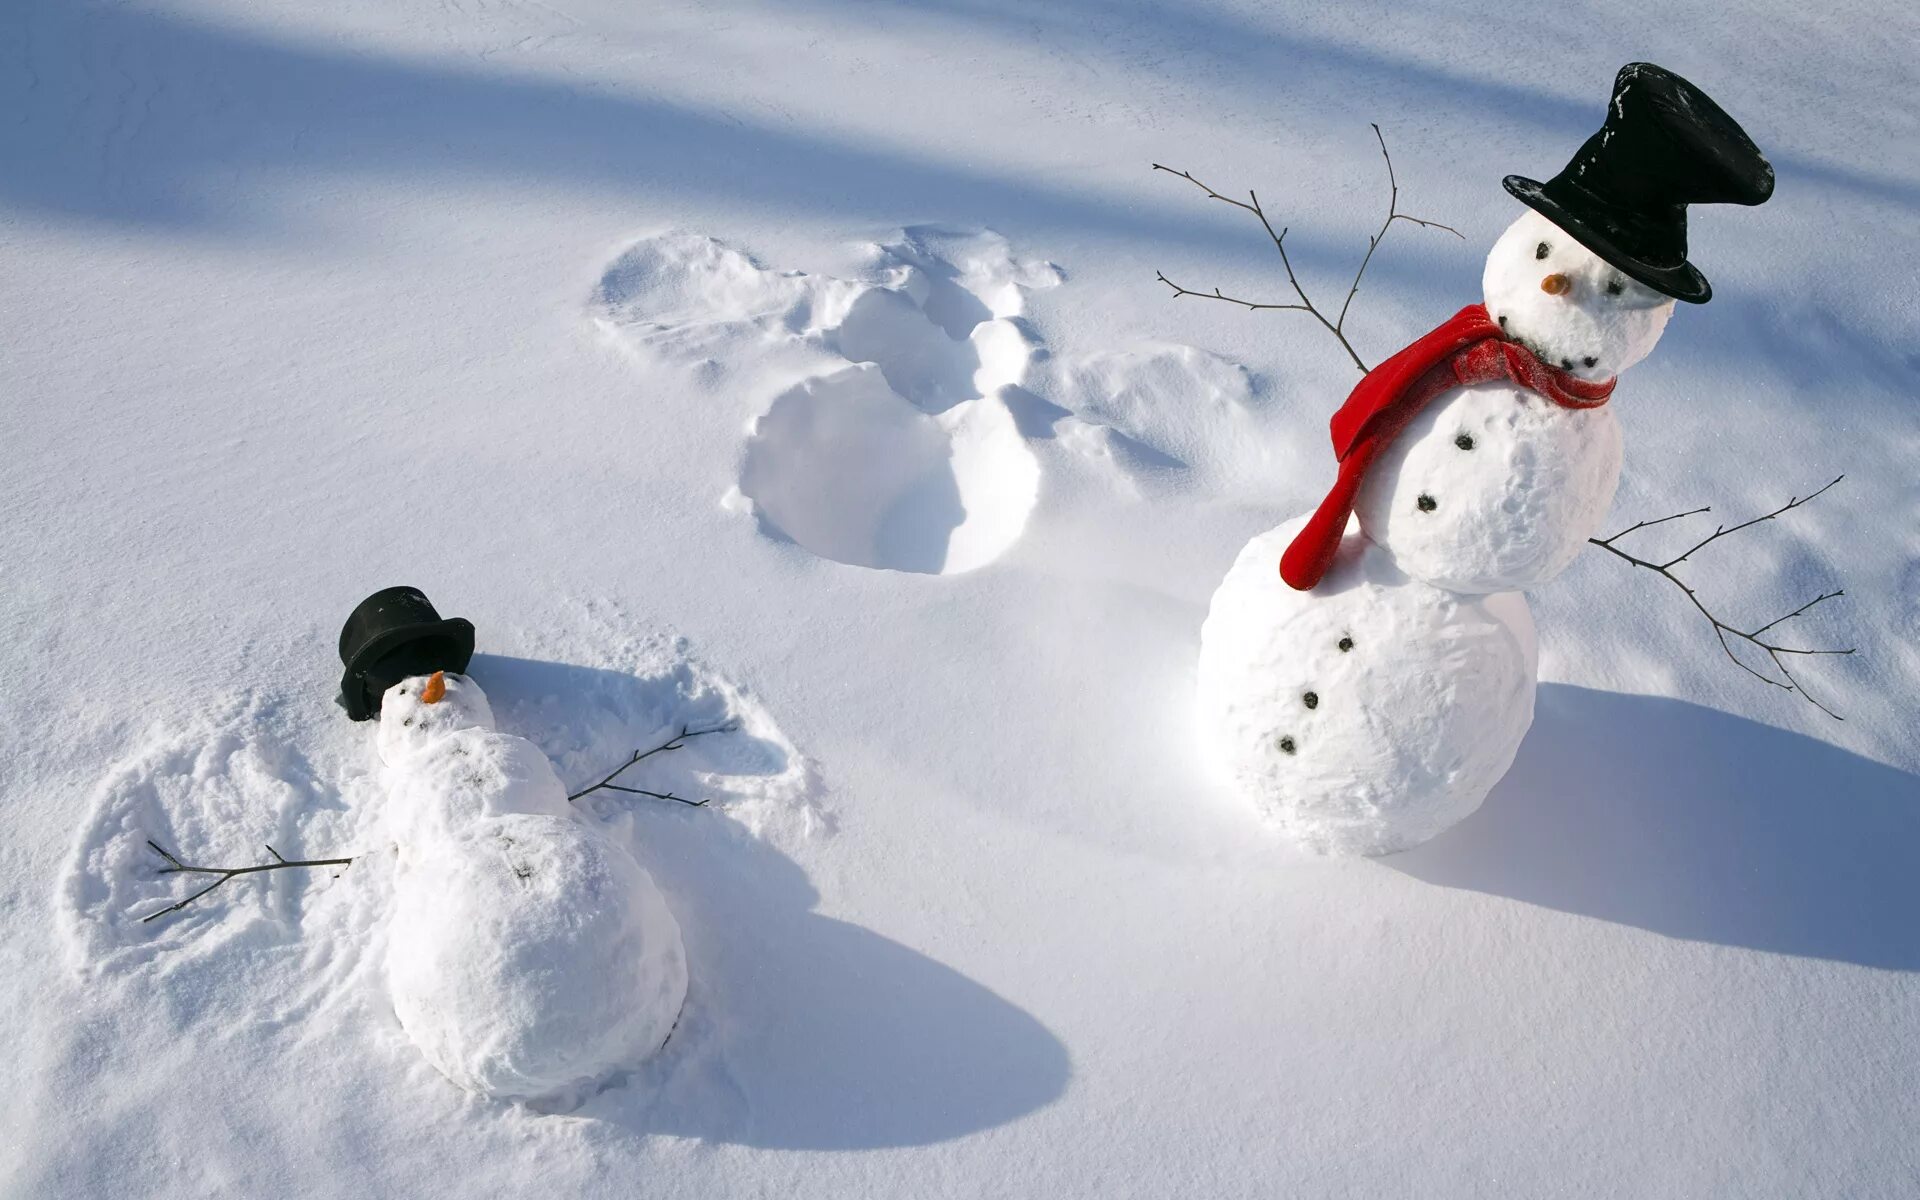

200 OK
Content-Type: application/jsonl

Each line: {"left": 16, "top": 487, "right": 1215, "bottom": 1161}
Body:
{"left": 1564, "top": 64, "right": 1773, "bottom": 218}
{"left": 336, "top": 587, "right": 476, "bottom": 721}
{"left": 1503, "top": 62, "right": 1772, "bottom": 303}
{"left": 338, "top": 586, "right": 442, "bottom": 660}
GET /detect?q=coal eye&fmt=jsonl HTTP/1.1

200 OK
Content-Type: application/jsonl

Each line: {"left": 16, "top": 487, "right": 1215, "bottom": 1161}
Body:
{"left": 1606, "top": 279, "right": 1624, "bottom": 296}
{"left": 1535, "top": 241, "right": 1550, "bottom": 260}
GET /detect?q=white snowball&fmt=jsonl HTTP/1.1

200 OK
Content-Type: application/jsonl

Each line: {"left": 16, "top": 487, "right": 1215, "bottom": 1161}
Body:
{"left": 1196, "top": 517, "right": 1537, "bottom": 856}
{"left": 378, "top": 673, "right": 571, "bottom": 845}
{"left": 387, "top": 814, "right": 689, "bottom": 1103}
{"left": 377, "top": 672, "right": 496, "bottom": 766}
{"left": 384, "top": 727, "right": 573, "bottom": 847}
{"left": 1483, "top": 208, "right": 1674, "bottom": 382}
{"left": 1353, "top": 382, "right": 1623, "bottom": 593}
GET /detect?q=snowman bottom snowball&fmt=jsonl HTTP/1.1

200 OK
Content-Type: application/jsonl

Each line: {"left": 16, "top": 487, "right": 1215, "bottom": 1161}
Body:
{"left": 386, "top": 812, "right": 688, "bottom": 1103}
{"left": 1196, "top": 517, "right": 1537, "bottom": 855}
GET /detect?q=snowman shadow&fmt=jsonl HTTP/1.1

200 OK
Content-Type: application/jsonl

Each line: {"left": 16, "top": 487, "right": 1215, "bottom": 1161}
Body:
{"left": 465, "top": 654, "right": 1071, "bottom": 1146}
{"left": 1388, "top": 684, "right": 1920, "bottom": 971}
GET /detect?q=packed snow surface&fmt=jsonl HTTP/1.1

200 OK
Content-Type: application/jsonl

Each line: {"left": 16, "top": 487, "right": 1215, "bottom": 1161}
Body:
{"left": 8, "top": 0, "right": 1920, "bottom": 1196}
{"left": 378, "top": 673, "right": 687, "bottom": 1103}
{"left": 1198, "top": 518, "right": 1538, "bottom": 854}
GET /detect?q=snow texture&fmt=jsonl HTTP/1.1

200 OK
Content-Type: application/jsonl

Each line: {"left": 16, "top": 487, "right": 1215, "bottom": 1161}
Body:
{"left": 1197, "top": 518, "right": 1538, "bottom": 855}
{"left": 379, "top": 673, "right": 686, "bottom": 1104}
{"left": 10, "top": 1, "right": 1919, "bottom": 1195}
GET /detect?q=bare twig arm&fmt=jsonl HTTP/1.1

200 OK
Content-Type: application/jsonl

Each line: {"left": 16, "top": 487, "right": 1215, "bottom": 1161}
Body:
{"left": 1334, "top": 124, "right": 1465, "bottom": 336}
{"left": 1154, "top": 271, "right": 1312, "bottom": 313}
{"left": 1596, "top": 505, "right": 1713, "bottom": 541}
{"left": 1152, "top": 128, "right": 1459, "bottom": 376}
{"left": 1151, "top": 163, "right": 1365, "bottom": 372}
{"left": 566, "top": 722, "right": 737, "bottom": 807}
{"left": 1657, "top": 475, "right": 1843, "bottom": 569}
{"left": 1588, "top": 477, "right": 1854, "bottom": 718}
{"left": 142, "top": 840, "right": 355, "bottom": 923}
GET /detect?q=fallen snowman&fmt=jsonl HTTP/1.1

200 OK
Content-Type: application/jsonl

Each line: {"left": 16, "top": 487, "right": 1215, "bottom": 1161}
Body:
{"left": 1195, "top": 63, "right": 1776, "bottom": 854}
{"left": 342, "top": 587, "right": 688, "bottom": 1103}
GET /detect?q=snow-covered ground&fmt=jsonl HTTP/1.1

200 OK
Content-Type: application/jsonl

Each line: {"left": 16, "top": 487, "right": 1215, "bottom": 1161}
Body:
{"left": 5, "top": 1, "right": 1918, "bottom": 1195}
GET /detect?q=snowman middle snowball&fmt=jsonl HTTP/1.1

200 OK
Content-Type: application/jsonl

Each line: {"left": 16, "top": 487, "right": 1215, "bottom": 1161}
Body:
{"left": 1353, "top": 210, "right": 1670, "bottom": 595}
{"left": 378, "top": 671, "right": 689, "bottom": 1104}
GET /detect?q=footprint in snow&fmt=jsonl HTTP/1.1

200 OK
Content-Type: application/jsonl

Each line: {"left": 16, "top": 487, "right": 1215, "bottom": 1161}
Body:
{"left": 594, "top": 226, "right": 1282, "bottom": 574}
{"left": 595, "top": 227, "right": 1057, "bottom": 575}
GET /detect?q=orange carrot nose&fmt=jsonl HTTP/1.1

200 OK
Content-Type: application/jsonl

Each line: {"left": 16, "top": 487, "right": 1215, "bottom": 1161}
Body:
{"left": 420, "top": 671, "right": 447, "bottom": 705}
{"left": 1541, "top": 273, "right": 1571, "bottom": 296}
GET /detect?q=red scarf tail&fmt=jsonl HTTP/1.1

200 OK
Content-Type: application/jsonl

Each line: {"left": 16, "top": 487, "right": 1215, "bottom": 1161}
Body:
{"left": 1279, "top": 441, "right": 1377, "bottom": 590}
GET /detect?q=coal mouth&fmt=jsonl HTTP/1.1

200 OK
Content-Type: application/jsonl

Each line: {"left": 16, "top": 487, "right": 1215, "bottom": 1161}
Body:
{"left": 1497, "top": 317, "right": 1593, "bottom": 373}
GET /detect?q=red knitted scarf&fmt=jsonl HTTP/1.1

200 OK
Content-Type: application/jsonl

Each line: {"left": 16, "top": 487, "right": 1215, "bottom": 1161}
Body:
{"left": 1277, "top": 303, "right": 1615, "bottom": 591}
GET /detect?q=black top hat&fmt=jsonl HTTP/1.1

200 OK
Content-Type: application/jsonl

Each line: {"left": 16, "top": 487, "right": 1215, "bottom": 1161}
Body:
{"left": 1503, "top": 63, "right": 1773, "bottom": 304}
{"left": 337, "top": 586, "right": 475, "bottom": 721}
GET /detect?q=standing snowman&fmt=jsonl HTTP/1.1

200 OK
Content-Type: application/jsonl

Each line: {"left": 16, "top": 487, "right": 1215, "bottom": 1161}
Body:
{"left": 338, "top": 588, "right": 688, "bottom": 1103}
{"left": 1197, "top": 64, "right": 1774, "bottom": 855}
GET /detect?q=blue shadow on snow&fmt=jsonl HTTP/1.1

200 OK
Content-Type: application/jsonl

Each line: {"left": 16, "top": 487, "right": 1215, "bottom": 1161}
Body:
{"left": 467, "top": 653, "right": 1071, "bottom": 1148}
{"left": 1391, "top": 683, "right": 1920, "bottom": 972}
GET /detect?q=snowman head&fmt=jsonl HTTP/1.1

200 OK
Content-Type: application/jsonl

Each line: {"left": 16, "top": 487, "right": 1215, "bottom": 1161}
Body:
{"left": 1483, "top": 208, "right": 1676, "bottom": 382}
{"left": 376, "top": 670, "right": 495, "bottom": 764}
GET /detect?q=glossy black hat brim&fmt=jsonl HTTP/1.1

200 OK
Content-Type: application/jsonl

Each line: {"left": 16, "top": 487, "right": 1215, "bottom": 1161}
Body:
{"left": 337, "top": 617, "right": 475, "bottom": 721}
{"left": 1503, "top": 176, "right": 1711, "bottom": 304}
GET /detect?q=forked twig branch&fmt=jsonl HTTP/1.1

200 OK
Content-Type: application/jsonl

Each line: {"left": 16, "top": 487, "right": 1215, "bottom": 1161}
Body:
{"left": 1588, "top": 477, "right": 1854, "bottom": 718}
{"left": 566, "top": 722, "right": 737, "bottom": 807}
{"left": 142, "top": 841, "right": 355, "bottom": 923}
{"left": 1153, "top": 124, "right": 1462, "bottom": 374}
{"left": 1336, "top": 125, "right": 1465, "bottom": 331}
